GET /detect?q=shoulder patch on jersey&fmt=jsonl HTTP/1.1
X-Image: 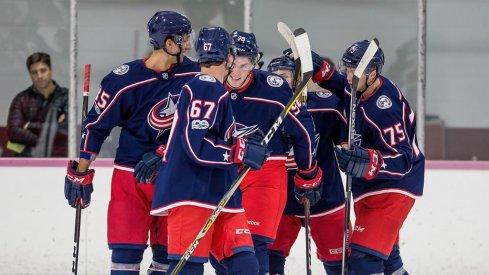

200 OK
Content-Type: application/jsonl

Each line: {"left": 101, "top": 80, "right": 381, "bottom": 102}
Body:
{"left": 316, "top": 91, "right": 332, "bottom": 98}
{"left": 266, "top": 75, "right": 284, "bottom": 87}
{"left": 191, "top": 119, "right": 210, "bottom": 130}
{"left": 113, "top": 64, "right": 129, "bottom": 75}
{"left": 199, "top": 75, "right": 216, "bottom": 82}
{"left": 376, "top": 95, "right": 392, "bottom": 109}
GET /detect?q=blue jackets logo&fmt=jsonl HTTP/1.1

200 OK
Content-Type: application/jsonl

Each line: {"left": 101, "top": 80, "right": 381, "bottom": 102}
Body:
{"left": 148, "top": 92, "right": 179, "bottom": 134}
{"left": 233, "top": 123, "right": 260, "bottom": 138}
{"left": 376, "top": 95, "right": 392, "bottom": 109}
{"left": 112, "top": 64, "right": 129, "bottom": 75}
{"left": 267, "top": 75, "right": 284, "bottom": 87}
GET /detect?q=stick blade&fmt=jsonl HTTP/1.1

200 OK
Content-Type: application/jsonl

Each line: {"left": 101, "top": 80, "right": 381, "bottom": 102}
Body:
{"left": 277, "top": 22, "right": 298, "bottom": 59}
{"left": 293, "top": 28, "right": 313, "bottom": 73}
{"left": 353, "top": 38, "right": 380, "bottom": 79}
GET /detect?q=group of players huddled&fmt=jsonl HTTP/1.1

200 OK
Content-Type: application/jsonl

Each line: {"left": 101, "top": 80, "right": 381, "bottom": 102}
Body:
{"left": 64, "top": 10, "right": 424, "bottom": 275}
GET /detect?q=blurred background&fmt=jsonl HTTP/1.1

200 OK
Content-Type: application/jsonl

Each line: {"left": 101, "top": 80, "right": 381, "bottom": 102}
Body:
{"left": 0, "top": 0, "right": 488, "bottom": 160}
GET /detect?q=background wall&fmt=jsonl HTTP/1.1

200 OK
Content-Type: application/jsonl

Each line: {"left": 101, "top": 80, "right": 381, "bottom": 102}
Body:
{"left": 1, "top": 0, "right": 489, "bottom": 129}
{"left": 1, "top": 0, "right": 489, "bottom": 159}
{"left": 0, "top": 160, "right": 488, "bottom": 274}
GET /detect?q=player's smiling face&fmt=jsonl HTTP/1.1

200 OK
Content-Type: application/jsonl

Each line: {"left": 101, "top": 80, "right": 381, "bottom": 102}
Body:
{"left": 226, "top": 56, "right": 254, "bottom": 89}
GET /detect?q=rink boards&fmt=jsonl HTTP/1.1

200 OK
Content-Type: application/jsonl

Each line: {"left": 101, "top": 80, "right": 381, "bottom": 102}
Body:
{"left": 0, "top": 159, "right": 488, "bottom": 274}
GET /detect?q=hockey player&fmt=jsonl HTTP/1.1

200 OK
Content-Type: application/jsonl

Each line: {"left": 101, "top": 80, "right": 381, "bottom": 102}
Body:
{"left": 266, "top": 55, "right": 349, "bottom": 275}
{"left": 311, "top": 40, "right": 425, "bottom": 274}
{"left": 63, "top": 11, "right": 199, "bottom": 274}
{"left": 151, "top": 26, "right": 269, "bottom": 275}
{"left": 209, "top": 31, "right": 321, "bottom": 275}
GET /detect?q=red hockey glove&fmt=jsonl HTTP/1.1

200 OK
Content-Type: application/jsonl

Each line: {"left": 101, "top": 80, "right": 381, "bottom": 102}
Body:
{"left": 230, "top": 135, "right": 269, "bottom": 170}
{"left": 294, "top": 161, "right": 323, "bottom": 189}
{"left": 311, "top": 51, "right": 334, "bottom": 83}
{"left": 334, "top": 145, "right": 383, "bottom": 180}
{"left": 294, "top": 161, "right": 323, "bottom": 206}
{"left": 64, "top": 160, "right": 94, "bottom": 209}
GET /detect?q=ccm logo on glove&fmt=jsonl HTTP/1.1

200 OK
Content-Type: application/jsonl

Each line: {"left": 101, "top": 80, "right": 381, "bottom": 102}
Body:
{"left": 234, "top": 138, "right": 246, "bottom": 162}
{"left": 368, "top": 150, "right": 381, "bottom": 178}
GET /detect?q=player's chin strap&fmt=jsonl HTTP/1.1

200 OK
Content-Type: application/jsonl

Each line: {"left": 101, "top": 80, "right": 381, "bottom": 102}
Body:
{"left": 162, "top": 36, "right": 183, "bottom": 66}
{"left": 358, "top": 66, "right": 380, "bottom": 94}
{"left": 224, "top": 55, "right": 236, "bottom": 84}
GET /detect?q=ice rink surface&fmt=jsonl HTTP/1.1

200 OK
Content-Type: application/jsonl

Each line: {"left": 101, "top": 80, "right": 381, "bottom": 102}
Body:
{"left": 0, "top": 160, "right": 488, "bottom": 274}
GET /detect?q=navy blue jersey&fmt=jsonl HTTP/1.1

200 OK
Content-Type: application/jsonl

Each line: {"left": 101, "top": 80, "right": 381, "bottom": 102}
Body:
{"left": 318, "top": 71, "right": 425, "bottom": 199}
{"left": 151, "top": 74, "right": 243, "bottom": 215}
{"left": 226, "top": 70, "right": 316, "bottom": 169}
{"left": 284, "top": 91, "right": 348, "bottom": 216}
{"left": 79, "top": 57, "right": 199, "bottom": 167}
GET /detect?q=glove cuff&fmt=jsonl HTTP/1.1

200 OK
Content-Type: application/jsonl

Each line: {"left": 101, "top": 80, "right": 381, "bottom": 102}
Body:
{"left": 364, "top": 149, "right": 383, "bottom": 180}
{"left": 312, "top": 60, "right": 334, "bottom": 83}
{"left": 295, "top": 163, "right": 323, "bottom": 189}
{"left": 231, "top": 137, "right": 246, "bottom": 164}
{"left": 155, "top": 144, "right": 167, "bottom": 156}
{"left": 297, "top": 160, "right": 318, "bottom": 178}
{"left": 67, "top": 160, "right": 94, "bottom": 185}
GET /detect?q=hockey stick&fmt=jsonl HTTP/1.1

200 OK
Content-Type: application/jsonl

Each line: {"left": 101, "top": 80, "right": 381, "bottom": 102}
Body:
{"left": 341, "top": 38, "right": 380, "bottom": 275}
{"left": 170, "top": 28, "right": 313, "bottom": 275}
{"left": 304, "top": 198, "right": 312, "bottom": 275}
{"left": 278, "top": 22, "right": 312, "bottom": 275}
{"left": 277, "top": 22, "right": 305, "bottom": 103}
{"left": 72, "top": 64, "right": 91, "bottom": 275}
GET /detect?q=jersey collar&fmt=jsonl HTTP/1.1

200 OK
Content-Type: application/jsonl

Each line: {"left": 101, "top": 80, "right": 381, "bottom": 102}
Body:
{"left": 361, "top": 76, "right": 383, "bottom": 102}
{"left": 143, "top": 58, "right": 177, "bottom": 74}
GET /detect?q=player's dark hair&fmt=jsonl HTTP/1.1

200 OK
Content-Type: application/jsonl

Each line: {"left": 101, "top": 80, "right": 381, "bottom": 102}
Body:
{"left": 199, "top": 61, "right": 225, "bottom": 68}
{"left": 153, "top": 36, "right": 176, "bottom": 50}
{"left": 26, "top": 52, "right": 51, "bottom": 71}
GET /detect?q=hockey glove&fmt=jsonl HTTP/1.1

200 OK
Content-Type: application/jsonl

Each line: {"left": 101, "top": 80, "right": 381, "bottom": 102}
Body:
{"left": 294, "top": 184, "right": 323, "bottom": 207}
{"left": 293, "top": 161, "right": 323, "bottom": 206}
{"left": 134, "top": 144, "right": 166, "bottom": 184}
{"left": 64, "top": 160, "right": 94, "bottom": 209}
{"left": 311, "top": 50, "right": 333, "bottom": 84}
{"left": 231, "top": 135, "right": 269, "bottom": 170}
{"left": 334, "top": 145, "right": 383, "bottom": 180}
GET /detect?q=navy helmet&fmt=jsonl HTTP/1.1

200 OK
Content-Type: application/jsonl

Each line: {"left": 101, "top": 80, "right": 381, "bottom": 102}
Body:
{"left": 267, "top": 55, "right": 296, "bottom": 73}
{"left": 231, "top": 30, "right": 259, "bottom": 60}
{"left": 341, "top": 40, "right": 384, "bottom": 73}
{"left": 147, "top": 11, "right": 192, "bottom": 49}
{"left": 195, "top": 27, "right": 234, "bottom": 63}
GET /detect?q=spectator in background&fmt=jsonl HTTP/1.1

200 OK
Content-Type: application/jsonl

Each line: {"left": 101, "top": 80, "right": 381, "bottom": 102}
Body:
{"left": 6, "top": 52, "right": 68, "bottom": 157}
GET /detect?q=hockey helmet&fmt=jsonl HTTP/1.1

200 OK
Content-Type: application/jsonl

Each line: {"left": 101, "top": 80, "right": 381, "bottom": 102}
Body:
{"left": 267, "top": 55, "right": 296, "bottom": 73}
{"left": 341, "top": 40, "right": 384, "bottom": 73}
{"left": 195, "top": 27, "right": 235, "bottom": 63}
{"left": 147, "top": 11, "right": 192, "bottom": 49}
{"left": 231, "top": 30, "right": 259, "bottom": 60}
